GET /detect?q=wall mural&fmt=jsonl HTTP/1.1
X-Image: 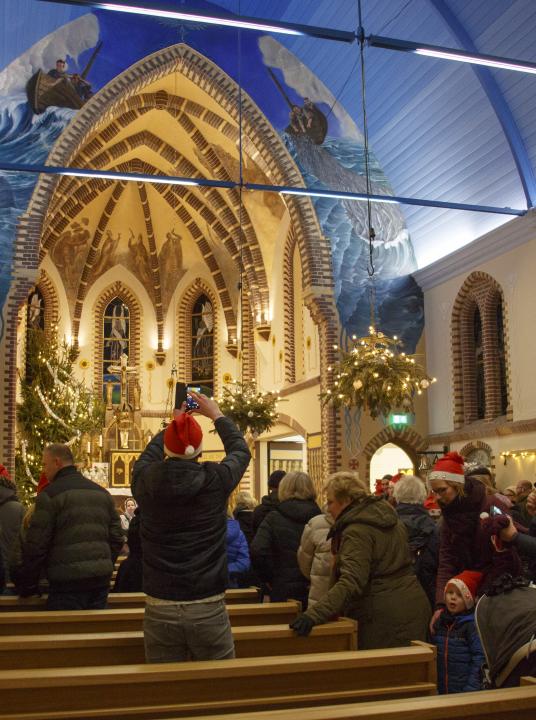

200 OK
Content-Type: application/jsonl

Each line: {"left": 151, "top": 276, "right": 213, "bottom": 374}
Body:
{"left": 0, "top": 0, "right": 424, "bottom": 351}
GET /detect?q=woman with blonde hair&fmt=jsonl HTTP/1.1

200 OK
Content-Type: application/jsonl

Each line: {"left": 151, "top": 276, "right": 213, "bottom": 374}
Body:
{"left": 250, "top": 471, "right": 321, "bottom": 608}
{"left": 290, "top": 470, "right": 430, "bottom": 648}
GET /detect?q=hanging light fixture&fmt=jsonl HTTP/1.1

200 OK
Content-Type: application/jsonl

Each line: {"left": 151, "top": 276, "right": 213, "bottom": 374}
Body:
{"left": 322, "top": 5, "right": 436, "bottom": 420}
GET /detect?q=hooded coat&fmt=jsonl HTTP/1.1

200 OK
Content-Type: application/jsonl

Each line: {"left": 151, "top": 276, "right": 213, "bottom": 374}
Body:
{"left": 252, "top": 491, "right": 279, "bottom": 536}
{"left": 250, "top": 497, "right": 321, "bottom": 606}
{"left": 435, "top": 477, "right": 520, "bottom": 605}
{"left": 395, "top": 502, "right": 439, "bottom": 607}
{"left": 433, "top": 609, "right": 484, "bottom": 693}
{"left": 132, "top": 416, "right": 251, "bottom": 601}
{"left": 297, "top": 512, "right": 334, "bottom": 607}
{"left": 305, "top": 496, "right": 431, "bottom": 650}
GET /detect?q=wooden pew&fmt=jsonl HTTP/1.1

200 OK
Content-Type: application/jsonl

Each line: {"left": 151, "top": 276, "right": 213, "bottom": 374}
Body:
{"left": 0, "top": 587, "right": 260, "bottom": 611}
{"left": 136, "top": 686, "right": 536, "bottom": 720}
{"left": 521, "top": 676, "right": 536, "bottom": 685}
{"left": 0, "top": 619, "right": 357, "bottom": 668}
{"left": 0, "top": 642, "right": 436, "bottom": 719}
{"left": 0, "top": 601, "right": 300, "bottom": 635}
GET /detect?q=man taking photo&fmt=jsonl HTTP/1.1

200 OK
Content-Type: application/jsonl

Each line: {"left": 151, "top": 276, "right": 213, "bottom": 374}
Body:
{"left": 132, "top": 391, "right": 251, "bottom": 662}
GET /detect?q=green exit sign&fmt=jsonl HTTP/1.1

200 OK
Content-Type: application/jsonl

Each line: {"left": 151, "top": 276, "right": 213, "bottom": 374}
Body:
{"left": 389, "top": 413, "right": 413, "bottom": 426}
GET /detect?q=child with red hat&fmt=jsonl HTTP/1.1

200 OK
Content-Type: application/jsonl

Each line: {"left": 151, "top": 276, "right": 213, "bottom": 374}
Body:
{"left": 432, "top": 570, "right": 485, "bottom": 694}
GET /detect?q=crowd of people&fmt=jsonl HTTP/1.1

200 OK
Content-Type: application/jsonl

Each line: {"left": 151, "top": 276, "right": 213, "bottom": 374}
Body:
{"left": 1, "top": 399, "right": 536, "bottom": 690}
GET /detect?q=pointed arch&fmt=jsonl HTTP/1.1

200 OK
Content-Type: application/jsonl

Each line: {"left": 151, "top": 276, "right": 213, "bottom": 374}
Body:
{"left": 93, "top": 281, "right": 142, "bottom": 399}
{"left": 451, "top": 271, "right": 512, "bottom": 427}
{"left": 177, "top": 279, "right": 220, "bottom": 396}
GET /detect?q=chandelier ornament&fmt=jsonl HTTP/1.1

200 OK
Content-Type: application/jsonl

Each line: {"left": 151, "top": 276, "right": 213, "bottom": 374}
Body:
{"left": 217, "top": 380, "right": 282, "bottom": 436}
{"left": 322, "top": 5, "right": 436, "bottom": 419}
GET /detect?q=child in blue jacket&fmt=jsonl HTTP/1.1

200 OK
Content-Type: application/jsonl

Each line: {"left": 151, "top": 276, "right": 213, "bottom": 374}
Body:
{"left": 433, "top": 570, "right": 485, "bottom": 693}
{"left": 226, "top": 516, "right": 250, "bottom": 588}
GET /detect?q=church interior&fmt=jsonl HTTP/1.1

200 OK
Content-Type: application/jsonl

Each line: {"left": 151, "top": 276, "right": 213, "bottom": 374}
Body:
{"left": 2, "top": 0, "right": 536, "bottom": 715}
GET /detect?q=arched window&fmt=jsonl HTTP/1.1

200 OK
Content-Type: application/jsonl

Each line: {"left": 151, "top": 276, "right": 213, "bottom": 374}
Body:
{"left": 102, "top": 297, "right": 130, "bottom": 402}
{"left": 496, "top": 298, "right": 508, "bottom": 416}
{"left": 473, "top": 306, "right": 485, "bottom": 420}
{"left": 191, "top": 294, "right": 214, "bottom": 393}
{"left": 452, "top": 272, "right": 511, "bottom": 428}
{"left": 26, "top": 287, "right": 45, "bottom": 332}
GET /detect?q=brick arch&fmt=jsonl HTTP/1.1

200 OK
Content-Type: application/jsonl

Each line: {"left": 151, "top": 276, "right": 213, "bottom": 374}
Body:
{"left": 362, "top": 426, "right": 429, "bottom": 483}
{"left": 459, "top": 440, "right": 495, "bottom": 471}
{"left": 283, "top": 230, "right": 297, "bottom": 384}
{"left": 451, "top": 271, "right": 512, "bottom": 428}
{"left": 273, "top": 413, "right": 308, "bottom": 441}
{"left": 34, "top": 269, "right": 60, "bottom": 333}
{"left": 12, "top": 43, "right": 339, "bottom": 479}
{"left": 177, "top": 279, "right": 220, "bottom": 396}
{"left": 92, "top": 281, "right": 143, "bottom": 397}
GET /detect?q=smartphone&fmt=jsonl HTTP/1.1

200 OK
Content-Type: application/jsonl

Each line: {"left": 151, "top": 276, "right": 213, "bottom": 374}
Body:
{"left": 186, "top": 385, "right": 201, "bottom": 411}
{"left": 174, "top": 382, "right": 187, "bottom": 409}
{"left": 490, "top": 505, "right": 503, "bottom": 517}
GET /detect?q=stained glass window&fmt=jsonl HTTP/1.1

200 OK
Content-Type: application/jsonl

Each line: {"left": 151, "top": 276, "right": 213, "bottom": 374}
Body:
{"left": 473, "top": 305, "right": 485, "bottom": 420}
{"left": 191, "top": 294, "right": 214, "bottom": 394}
{"left": 103, "top": 297, "right": 130, "bottom": 402}
{"left": 496, "top": 298, "right": 508, "bottom": 415}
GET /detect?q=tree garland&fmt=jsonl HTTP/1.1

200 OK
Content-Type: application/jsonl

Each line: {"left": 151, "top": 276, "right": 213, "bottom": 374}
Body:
{"left": 217, "top": 381, "right": 282, "bottom": 435}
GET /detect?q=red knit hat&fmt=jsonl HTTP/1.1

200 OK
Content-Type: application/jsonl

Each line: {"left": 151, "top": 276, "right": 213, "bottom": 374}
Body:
{"left": 428, "top": 452, "right": 465, "bottom": 486}
{"left": 164, "top": 413, "right": 203, "bottom": 460}
{"left": 0, "top": 464, "right": 11, "bottom": 480}
{"left": 445, "top": 570, "right": 483, "bottom": 609}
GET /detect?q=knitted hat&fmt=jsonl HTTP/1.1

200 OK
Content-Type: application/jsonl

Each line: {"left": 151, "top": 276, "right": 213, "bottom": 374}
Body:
{"left": 268, "top": 469, "right": 286, "bottom": 489}
{"left": 428, "top": 452, "right": 465, "bottom": 486}
{"left": 445, "top": 570, "right": 484, "bottom": 609}
{"left": 0, "top": 464, "right": 11, "bottom": 480}
{"left": 164, "top": 413, "right": 203, "bottom": 460}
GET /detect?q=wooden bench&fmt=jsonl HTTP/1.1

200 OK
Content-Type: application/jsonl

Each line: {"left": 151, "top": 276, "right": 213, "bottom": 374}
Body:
{"left": 0, "top": 642, "right": 436, "bottom": 719}
{"left": 134, "top": 686, "right": 536, "bottom": 720}
{"left": 0, "top": 601, "right": 300, "bottom": 635}
{"left": 0, "top": 619, "right": 357, "bottom": 668}
{"left": 0, "top": 588, "right": 260, "bottom": 611}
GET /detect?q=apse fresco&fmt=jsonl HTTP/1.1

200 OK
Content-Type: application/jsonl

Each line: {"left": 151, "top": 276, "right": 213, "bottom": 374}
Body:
{"left": 0, "top": 0, "right": 423, "bottom": 351}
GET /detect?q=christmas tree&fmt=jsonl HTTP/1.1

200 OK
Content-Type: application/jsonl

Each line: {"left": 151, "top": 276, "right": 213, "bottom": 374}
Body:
{"left": 15, "top": 328, "right": 104, "bottom": 505}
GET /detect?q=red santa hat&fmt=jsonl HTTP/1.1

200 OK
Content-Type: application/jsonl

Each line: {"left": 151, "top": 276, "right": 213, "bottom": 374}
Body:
{"left": 445, "top": 570, "right": 483, "bottom": 609}
{"left": 0, "top": 464, "right": 11, "bottom": 480}
{"left": 164, "top": 413, "right": 203, "bottom": 460}
{"left": 428, "top": 452, "right": 465, "bottom": 486}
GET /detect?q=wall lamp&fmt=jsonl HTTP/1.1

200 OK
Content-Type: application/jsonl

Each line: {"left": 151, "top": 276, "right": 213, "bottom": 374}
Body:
{"left": 38, "top": 0, "right": 356, "bottom": 43}
{"left": 367, "top": 35, "right": 536, "bottom": 76}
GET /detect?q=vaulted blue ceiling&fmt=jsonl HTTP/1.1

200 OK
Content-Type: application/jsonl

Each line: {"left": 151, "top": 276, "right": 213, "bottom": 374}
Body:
{"left": 2, "top": 0, "right": 536, "bottom": 268}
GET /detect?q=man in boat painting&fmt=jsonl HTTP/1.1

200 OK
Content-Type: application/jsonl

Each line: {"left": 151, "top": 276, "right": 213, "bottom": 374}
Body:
{"left": 48, "top": 58, "right": 92, "bottom": 100}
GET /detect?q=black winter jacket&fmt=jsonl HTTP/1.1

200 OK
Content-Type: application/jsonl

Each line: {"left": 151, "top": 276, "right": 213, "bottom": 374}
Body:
{"left": 19, "top": 466, "right": 124, "bottom": 593}
{"left": 132, "top": 416, "right": 251, "bottom": 601}
{"left": 395, "top": 503, "right": 439, "bottom": 607}
{"left": 252, "top": 491, "right": 279, "bottom": 536}
{"left": 0, "top": 480, "right": 25, "bottom": 584}
{"left": 251, "top": 498, "right": 321, "bottom": 606}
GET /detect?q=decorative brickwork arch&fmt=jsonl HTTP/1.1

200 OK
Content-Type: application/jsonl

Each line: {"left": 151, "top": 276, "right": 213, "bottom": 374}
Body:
{"left": 34, "top": 269, "right": 60, "bottom": 333}
{"left": 8, "top": 43, "right": 339, "bottom": 479}
{"left": 93, "top": 282, "right": 143, "bottom": 397}
{"left": 177, "top": 279, "right": 220, "bottom": 396}
{"left": 273, "top": 413, "right": 308, "bottom": 440}
{"left": 459, "top": 440, "right": 495, "bottom": 471}
{"left": 283, "top": 230, "right": 297, "bottom": 384}
{"left": 240, "top": 287, "right": 256, "bottom": 384}
{"left": 451, "top": 272, "right": 512, "bottom": 428}
{"left": 362, "top": 426, "right": 428, "bottom": 483}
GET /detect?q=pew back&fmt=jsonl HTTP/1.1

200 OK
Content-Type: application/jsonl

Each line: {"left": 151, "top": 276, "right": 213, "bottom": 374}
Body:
{"left": 0, "top": 620, "right": 357, "bottom": 668}
{"left": 0, "top": 601, "right": 299, "bottom": 634}
{"left": 0, "top": 643, "right": 436, "bottom": 719}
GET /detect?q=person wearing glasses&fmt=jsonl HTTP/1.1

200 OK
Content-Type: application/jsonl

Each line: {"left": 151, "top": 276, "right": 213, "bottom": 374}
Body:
{"left": 428, "top": 452, "right": 521, "bottom": 632}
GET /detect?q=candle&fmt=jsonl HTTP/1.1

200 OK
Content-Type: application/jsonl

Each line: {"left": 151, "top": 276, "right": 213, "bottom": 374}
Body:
{"left": 86, "top": 441, "right": 91, "bottom": 453}
{"left": 98, "top": 434, "right": 103, "bottom": 448}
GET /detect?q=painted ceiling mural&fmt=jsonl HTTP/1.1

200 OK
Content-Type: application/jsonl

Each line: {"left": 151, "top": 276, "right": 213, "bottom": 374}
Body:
{"left": 0, "top": 1, "right": 424, "bottom": 351}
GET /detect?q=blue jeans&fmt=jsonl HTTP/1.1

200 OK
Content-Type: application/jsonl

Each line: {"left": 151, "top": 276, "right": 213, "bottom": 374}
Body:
{"left": 46, "top": 587, "right": 109, "bottom": 610}
{"left": 144, "top": 598, "right": 235, "bottom": 662}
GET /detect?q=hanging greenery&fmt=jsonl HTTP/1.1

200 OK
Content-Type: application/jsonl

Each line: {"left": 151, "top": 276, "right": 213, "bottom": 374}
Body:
{"left": 217, "top": 381, "right": 281, "bottom": 435}
{"left": 15, "top": 328, "right": 105, "bottom": 505}
{"left": 322, "top": 326, "right": 436, "bottom": 419}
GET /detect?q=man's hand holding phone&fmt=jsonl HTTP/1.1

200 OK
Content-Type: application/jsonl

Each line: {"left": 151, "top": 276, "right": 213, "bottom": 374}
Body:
{"left": 187, "top": 391, "right": 224, "bottom": 422}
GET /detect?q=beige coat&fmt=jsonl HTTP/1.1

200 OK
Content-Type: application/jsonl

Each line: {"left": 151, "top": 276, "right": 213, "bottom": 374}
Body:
{"left": 297, "top": 513, "right": 333, "bottom": 607}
